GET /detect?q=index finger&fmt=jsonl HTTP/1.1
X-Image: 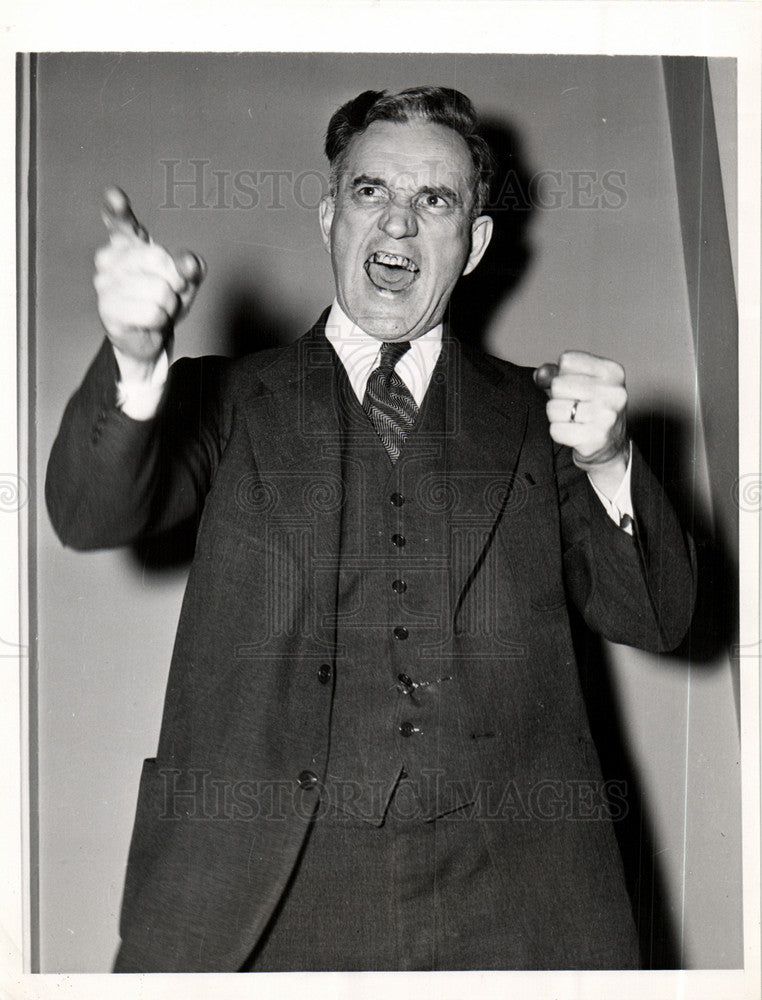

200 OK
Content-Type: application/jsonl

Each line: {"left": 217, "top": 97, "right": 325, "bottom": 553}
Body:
{"left": 101, "top": 186, "right": 149, "bottom": 242}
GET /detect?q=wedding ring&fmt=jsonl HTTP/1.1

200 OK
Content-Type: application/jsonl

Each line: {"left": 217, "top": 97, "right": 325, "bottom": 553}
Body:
{"left": 569, "top": 399, "right": 580, "bottom": 423}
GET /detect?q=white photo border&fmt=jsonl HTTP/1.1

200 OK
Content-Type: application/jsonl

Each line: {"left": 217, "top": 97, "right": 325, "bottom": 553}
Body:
{"left": 3, "top": 2, "right": 760, "bottom": 999}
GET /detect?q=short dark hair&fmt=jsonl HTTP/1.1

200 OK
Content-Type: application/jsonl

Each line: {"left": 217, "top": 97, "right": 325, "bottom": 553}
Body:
{"left": 324, "top": 86, "right": 493, "bottom": 217}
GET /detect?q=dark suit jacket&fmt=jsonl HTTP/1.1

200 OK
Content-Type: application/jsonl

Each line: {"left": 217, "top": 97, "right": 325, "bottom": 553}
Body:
{"left": 46, "top": 314, "right": 696, "bottom": 971}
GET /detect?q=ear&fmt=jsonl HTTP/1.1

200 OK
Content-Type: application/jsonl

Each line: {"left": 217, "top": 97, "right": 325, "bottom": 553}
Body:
{"left": 318, "top": 196, "right": 335, "bottom": 253}
{"left": 462, "top": 214, "right": 494, "bottom": 276}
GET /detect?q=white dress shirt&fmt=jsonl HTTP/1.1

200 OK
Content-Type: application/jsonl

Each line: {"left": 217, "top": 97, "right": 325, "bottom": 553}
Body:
{"left": 323, "top": 300, "right": 443, "bottom": 408}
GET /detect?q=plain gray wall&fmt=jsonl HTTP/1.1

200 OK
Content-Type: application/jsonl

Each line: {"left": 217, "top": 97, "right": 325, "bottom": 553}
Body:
{"left": 33, "top": 53, "right": 741, "bottom": 971}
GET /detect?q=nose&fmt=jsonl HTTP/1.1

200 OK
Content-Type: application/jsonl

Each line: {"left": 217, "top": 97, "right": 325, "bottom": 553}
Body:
{"left": 378, "top": 196, "right": 418, "bottom": 239}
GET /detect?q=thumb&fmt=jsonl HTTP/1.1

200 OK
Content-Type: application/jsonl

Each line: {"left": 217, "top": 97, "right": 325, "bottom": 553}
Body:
{"left": 533, "top": 361, "right": 559, "bottom": 395}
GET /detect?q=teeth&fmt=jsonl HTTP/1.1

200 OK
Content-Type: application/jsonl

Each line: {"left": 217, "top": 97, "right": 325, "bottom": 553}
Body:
{"left": 369, "top": 251, "right": 418, "bottom": 271}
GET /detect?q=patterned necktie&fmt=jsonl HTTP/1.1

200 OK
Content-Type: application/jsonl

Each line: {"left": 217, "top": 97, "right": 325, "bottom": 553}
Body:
{"left": 362, "top": 340, "right": 419, "bottom": 463}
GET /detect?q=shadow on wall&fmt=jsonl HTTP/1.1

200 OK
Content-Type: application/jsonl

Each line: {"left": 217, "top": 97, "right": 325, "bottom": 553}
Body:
{"left": 448, "top": 117, "right": 536, "bottom": 348}
{"left": 219, "top": 287, "right": 302, "bottom": 360}
{"left": 127, "top": 112, "right": 737, "bottom": 970}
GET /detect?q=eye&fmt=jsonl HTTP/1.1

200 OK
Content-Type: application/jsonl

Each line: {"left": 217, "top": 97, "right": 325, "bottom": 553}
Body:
{"left": 354, "top": 184, "right": 387, "bottom": 203}
{"left": 416, "top": 191, "right": 452, "bottom": 212}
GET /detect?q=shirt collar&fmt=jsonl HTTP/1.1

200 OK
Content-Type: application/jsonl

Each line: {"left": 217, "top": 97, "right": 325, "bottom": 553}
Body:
{"left": 323, "top": 299, "right": 443, "bottom": 407}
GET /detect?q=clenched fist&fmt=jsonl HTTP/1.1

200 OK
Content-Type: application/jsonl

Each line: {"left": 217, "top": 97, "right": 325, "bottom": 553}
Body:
{"left": 94, "top": 187, "right": 205, "bottom": 380}
{"left": 534, "top": 351, "right": 629, "bottom": 498}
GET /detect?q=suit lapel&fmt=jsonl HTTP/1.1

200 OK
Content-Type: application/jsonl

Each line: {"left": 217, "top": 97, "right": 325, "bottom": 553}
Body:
{"left": 240, "top": 315, "right": 344, "bottom": 651}
{"left": 440, "top": 336, "right": 531, "bottom": 617}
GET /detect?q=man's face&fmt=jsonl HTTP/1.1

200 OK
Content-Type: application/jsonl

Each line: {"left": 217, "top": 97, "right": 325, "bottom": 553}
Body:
{"left": 319, "top": 119, "right": 493, "bottom": 341}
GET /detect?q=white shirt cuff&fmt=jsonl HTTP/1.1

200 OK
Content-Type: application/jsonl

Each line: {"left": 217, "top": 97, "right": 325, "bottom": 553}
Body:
{"left": 115, "top": 349, "right": 169, "bottom": 420}
{"left": 587, "top": 441, "right": 635, "bottom": 535}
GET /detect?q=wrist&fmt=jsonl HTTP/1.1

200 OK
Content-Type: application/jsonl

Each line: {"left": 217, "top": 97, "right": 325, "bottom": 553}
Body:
{"left": 579, "top": 444, "right": 629, "bottom": 501}
{"left": 112, "top": 344, "right": 162, "bottom": 384}
{"left": 113, "top": 346, "right": 169, "bottom": 421}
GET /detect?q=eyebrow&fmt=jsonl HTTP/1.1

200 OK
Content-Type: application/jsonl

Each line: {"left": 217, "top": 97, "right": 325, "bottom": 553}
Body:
{"left": 349, "top": 174, "right": 462, "bottom": 205}
{"left": 350, "top": 174, "right": 388, "bottom": 189}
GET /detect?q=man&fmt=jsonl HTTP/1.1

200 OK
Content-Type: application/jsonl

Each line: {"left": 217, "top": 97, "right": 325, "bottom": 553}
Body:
{"left": 46, "top": 86, "right": 695, "bottom": 972}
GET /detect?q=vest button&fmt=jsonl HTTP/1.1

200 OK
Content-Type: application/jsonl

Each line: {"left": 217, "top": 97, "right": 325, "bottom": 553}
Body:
{"left": 391, "top": 579, "right": 407, "bottom": 593}
{"left": 389, "top": 492, "right": 405, "bottom": 507}
{"left": 391, "top": 534, "right": 406, "bottom": 547}
{"left": 297, "top": 770, "right": 319, "bottom": 789}
{"left": 317, "top": 663, "right": 332, "bottom": 685}
{"left": 393, "top": 626, "right": 409, "bottom": 640}
{"left": 399, "top": 721, "right": 421, "bottom": 738}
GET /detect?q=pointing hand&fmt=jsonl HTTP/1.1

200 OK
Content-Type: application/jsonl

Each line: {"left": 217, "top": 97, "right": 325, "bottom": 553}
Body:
{"left": 94, "top": 187, "right": 205, "bottom": 375}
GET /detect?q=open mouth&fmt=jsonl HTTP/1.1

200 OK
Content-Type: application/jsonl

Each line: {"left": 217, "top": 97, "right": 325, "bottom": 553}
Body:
{"left": 364, "top": 251, "right": 419, "bottom": 292}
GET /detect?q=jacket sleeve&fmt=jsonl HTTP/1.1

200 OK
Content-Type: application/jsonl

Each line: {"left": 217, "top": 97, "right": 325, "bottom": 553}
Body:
{"left": 555, "top": 440, "right": 697, "bottom": 653}
{"left": 45, "top": 338, "right": 231, "bottom": 551}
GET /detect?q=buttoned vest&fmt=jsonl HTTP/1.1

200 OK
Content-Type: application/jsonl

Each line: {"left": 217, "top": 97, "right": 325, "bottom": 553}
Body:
{"left": 324, "top": 348, "right": 470, "bottom": 824}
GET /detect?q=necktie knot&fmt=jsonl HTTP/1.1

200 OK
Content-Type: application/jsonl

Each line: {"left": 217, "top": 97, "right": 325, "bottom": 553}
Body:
{"left": 377, "top": 340, "right": 411, "bottom": 376}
